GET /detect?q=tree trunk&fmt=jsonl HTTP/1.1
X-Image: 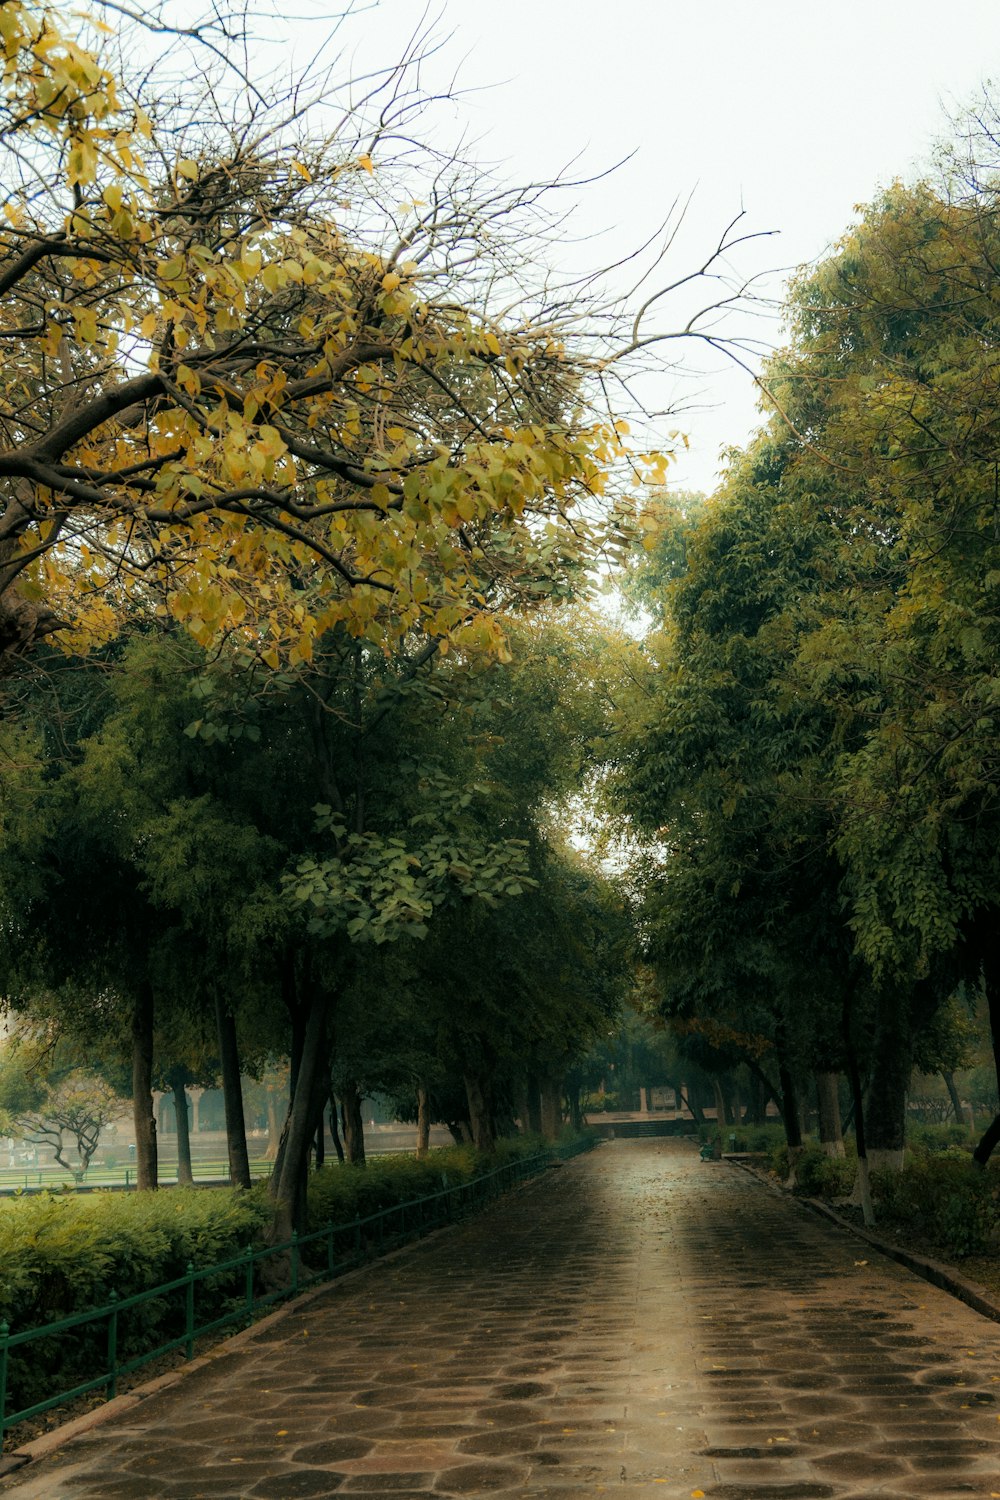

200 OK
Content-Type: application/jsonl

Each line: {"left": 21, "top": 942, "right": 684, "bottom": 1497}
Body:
{"left": 271, "top": 951, "right": 304, "bottom": 1191}
{"left": 329, "top": 1097, "right": 345, "bottom": 1164}
{"left": 269, "top": 990, "right": 331, "bottom": 1242}
{"left": 974, "top": 1112, "right": 1000, "bottom": 1169}
{"left": 172, "top": 1079, "right": 194, "bottom": 1186}
{"left": 464, "top": 1072, "right": 496, "bottom": 1153}
{"left": 942, "top": 1070, "right": 968, "bottom": 1128}
{"left": 314, "top": 1121, "right": 325, "bottom": 1169}
{"left": 844, "top": 993, "right": 875, "bottom": 1226}
{"left": 773, "top": 1030, "right": 803, "bottom": 1186}
{"left": 265, "top": 1092, "right": 281, "bottom": 1161}
{"left": 744, "top": 1069, "right": 769, "bottom": 1125}
{"left": 525, "top": 1076, "right": 543, "bottom": 1136}
{"left": 678, "top": 1079, "right": 706, "bottom": 1126}
{"left": 711, "top": 1078, "right": 732, "bottom": 1128}
{"left": 816, "top": 1071, "right": 845, "bottom": 1157}
{"left": 131, "top": 986, "right": 157, "bottom": 1191}
{"left": 416, "top": 1084, "right": 430, "bottom": 1157}
{"left": 539, "top": 1077, "right": 562, "bottom": 1143}
{"left": 775, "top": 1057, "right": 802, "bottom": 1151}
{"left": 214, "top": 990, "right": 251, "bottom": 1190}
{"left": 862, "top": 1019, "right": 910, "bottom": 1174}
{"left": 974, "top": 925, "right": 1000, "bottom": 1165}
{"left": 340, "top": 1079, "right": 366, "bottom": 1165}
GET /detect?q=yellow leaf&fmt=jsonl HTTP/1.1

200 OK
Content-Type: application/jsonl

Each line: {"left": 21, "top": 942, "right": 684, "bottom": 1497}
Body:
{"left": 177, "top": 158, "right": 199, "bottom": 180}
{"left": 290, "top": 159, "right": 312, "bottom": 181}
{"left": 357, "top": 153, "right": 374, "bottom": 174}
{"left": 262, "top": 647, "right": 280, "bottom": 670}
{"left": 140, "top": 312, "right": 158, "bottom": 339}
{"left": 485, "top": 331, "right": 501, "bottom": 356}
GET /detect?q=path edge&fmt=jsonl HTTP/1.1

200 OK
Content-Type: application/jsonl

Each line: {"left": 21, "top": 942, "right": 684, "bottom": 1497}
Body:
{"left": 0, "top": 1163, "right": 566, "bottom": 1478}
{"left": 725, "top": 1155, "right": 1000, "bottom": 1327}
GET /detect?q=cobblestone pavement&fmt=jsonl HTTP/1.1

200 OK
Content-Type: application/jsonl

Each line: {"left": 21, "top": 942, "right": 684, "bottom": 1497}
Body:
{"left": 4, "top": 1139, "right": 1000, "bottom": 1500}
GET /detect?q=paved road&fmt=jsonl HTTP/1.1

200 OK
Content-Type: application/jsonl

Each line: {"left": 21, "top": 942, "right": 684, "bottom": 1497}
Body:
{"left": 3, "top": 1139, "right": 1000, "bottom": 1499}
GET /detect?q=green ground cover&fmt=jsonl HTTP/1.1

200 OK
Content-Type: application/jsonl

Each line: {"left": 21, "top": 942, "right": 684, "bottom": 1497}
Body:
{"left": 0, "top": 1158, "right": 274, "bottom": 1193}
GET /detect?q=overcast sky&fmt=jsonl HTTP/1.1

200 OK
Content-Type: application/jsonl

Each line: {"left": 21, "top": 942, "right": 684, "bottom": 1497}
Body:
{"left": 281, "top": 0, "right": 1000, "bottom": 493}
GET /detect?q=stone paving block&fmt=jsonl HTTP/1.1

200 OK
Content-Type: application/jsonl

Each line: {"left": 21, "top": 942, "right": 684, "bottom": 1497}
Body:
{"left": 247, "top": 1473, "right": 345, "bottom": 1497}
{"left": 337, "top": 1472, "right": 434, "bottom": 1491}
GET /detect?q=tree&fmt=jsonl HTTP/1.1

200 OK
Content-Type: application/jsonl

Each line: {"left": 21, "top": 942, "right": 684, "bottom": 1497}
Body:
{"left": 755, "top": 163, "right": 1000, "bottom": 1165}
{"left": 0, "top": 1, "right": 763, "bottom": 672}
{"left": 0, "top": 2, "right": 772, "bottom": 1241}
{"left": 608, "top": 451, "right": 857, "bottom": 1171}
{"left": 0, "top": 1030, "right": 123, "bottom": 1182}
{"left": 610, "top": 127, "right": 1000, "bottom": 1210}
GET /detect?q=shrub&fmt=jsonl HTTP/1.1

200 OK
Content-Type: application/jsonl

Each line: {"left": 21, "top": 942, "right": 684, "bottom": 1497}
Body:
{"left": 305, "top": 1137, "right": 546, "bottom": 1229}
{"left": 582, "top": 1091, "right": 622, "bottom": 1113}
{"left": 722, "top": 1123, "right": 787, "bottom": 1155}
{"left": 872, "top": 1155, "right": 1000, "bottom": 1259}
{"left": 792, "top": 1145, "right": 855, "bottom": 1199}
{"left": 0, "top": 1135, "right": 560, "bottom": 1423}
{"left": 906, "top": 1122, "right": 975, "bottom": 1157}
{"left": 0, "top": 1186, "right": 271, "bottom": 1416}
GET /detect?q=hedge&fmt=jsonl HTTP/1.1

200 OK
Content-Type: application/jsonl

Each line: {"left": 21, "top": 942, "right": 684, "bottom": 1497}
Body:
{"left": 0, "top": 1136, "right": 552, "bottom": 1417}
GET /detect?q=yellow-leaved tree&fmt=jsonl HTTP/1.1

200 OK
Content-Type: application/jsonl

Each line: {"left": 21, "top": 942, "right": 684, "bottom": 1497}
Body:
{"left": 0, "top": 1, "right": 765, "bottom": 670}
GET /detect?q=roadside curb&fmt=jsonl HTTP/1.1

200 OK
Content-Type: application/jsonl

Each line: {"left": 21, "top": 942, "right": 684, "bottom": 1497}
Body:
{"left": 800, "top": 1195, "right": 1000, "bottom": 1325}
{"left": 0, "top": 1160, "right": 566, "bottom": 1480}
{"left": 724, "top": 1155, "right": 1000, "bottom": 1327}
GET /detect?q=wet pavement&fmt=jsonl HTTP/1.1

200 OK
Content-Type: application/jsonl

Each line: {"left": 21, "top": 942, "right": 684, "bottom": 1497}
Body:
{"left": 2, "top": 1138, "right": 1000, "bottom": 1499}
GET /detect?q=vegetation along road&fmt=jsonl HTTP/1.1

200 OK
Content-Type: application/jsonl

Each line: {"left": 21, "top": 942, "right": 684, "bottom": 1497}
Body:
{"left": 2, "top": 1139, "right": 998, "bottom": 1500}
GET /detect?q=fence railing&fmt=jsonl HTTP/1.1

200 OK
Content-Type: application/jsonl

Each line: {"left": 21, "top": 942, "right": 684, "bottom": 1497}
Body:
{"left": 0, "top": 1143, "right": 589, "bottom": 1450}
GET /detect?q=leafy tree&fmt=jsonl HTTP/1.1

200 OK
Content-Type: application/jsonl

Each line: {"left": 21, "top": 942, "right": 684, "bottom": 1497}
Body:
{"left": 610, "top": 124, "right": 1000, "bottom": 1213}
{"left": 0, "top": 1030, "right": 123, "bottom": 1182}
{"left": 0, "top": 1, "right": 755, "bottom": 671}
{"left": 754, "top": 162, "right": 1000, "bottom": 1164}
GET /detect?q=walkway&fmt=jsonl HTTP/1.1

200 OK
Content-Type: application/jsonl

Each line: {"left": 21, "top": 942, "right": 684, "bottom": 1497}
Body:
{"left": 3, "top": 1139, "right": 1000, "bottom": 1499}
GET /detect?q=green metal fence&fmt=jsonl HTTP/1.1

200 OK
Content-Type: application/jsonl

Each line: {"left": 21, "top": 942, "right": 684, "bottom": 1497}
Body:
{"left": 0, "top": 1144, "right": 585, "bottom": 1450}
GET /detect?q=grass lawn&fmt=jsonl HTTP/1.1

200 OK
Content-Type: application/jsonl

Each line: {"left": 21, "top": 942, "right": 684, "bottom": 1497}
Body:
{"left": 0, "top": 1157, "right": 274, "bottom": 1192}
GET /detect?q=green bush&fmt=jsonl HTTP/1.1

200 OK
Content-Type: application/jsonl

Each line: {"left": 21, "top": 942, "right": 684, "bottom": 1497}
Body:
{"left": 871, "top": 1155, "right": 1000, "bottom": 1259}
{"left": 721, "top": 1123, "right": 787, "bottom": 1154}
{"left": 305, "top": 1136, "right": 546, "bottom": 1229}
{"left": 0, "top": 1186, "right": 272, "bottom": 1416}
{"left": 582, "top": 1092, "right": 623, "bottom": 1113}
{"left": 0, "top": 1136, "right": 552, "bottom": 1423}
{"left": 906, "top": 1122, "right": 975, "bottom": 1156}
{"left": 792, "top": 1144, "right": 856, "bottom": 1198}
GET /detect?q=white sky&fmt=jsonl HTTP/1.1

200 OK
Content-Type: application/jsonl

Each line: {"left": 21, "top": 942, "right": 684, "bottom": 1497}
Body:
{"left": 282, "top": 0, "right": 999, "bottom": 493}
